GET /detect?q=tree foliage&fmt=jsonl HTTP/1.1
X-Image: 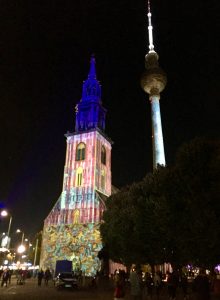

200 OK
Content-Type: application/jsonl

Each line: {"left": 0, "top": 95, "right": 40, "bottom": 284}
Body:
{"left": 100, "top": 138, "right": 220, "bottom": 268}
{"left": 172, "top": 138, "right": 220, "bottom": 268}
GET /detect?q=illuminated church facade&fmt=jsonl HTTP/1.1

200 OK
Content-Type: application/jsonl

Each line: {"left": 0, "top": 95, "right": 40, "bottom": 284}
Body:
{"left": 40, "top": 56, "right": 112, "bottom": 275}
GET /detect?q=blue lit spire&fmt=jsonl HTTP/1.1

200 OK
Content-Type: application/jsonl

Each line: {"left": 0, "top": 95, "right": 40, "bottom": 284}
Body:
{"left": 88, "top": 55, "right": 96, "bottom": 78}
{"left": 82, "top": 55, "right": 101, "bottom": 103}
{"left": 75, "top": 56, "right": 107, "bottom": 132}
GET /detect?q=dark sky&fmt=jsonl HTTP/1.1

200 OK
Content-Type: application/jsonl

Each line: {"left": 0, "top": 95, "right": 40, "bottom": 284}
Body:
{"left": 0, "top": 0, "right": 220, "bottom": 239}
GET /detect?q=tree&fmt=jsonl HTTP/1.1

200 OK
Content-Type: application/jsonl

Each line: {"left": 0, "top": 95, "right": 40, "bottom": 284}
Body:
{"left": 100, "top": 170, "right": 169, "bottom": 266}
{"left": 171, "top": 138, "right": 220, "bottom": 268}
{"left": 101, "top": 138, "right": 220, "bottom": 269}
{"left": 146, "top": 138, "right": 220, "bottom": 268}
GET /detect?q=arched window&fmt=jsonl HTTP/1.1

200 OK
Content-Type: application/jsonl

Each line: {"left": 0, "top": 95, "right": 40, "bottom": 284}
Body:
{"left": 76, "top": 143, "right": 86, "bottom": 161}
{"left": 101, "top": 146, "right": 106, "bottom": 165}
{"left": 76, "top": 167, "right": 83, "bottom": 187}
{"left": 73, "top": 209, "right": 80, "bottom": 224}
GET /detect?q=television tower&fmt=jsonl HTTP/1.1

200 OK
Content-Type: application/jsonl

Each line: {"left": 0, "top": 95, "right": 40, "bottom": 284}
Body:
{"left": 141, "top": 0, "right": 167, "bottom": 169}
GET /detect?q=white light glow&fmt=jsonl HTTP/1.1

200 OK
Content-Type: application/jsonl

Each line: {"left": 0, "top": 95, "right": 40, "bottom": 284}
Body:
{"left": 1, "top": 210, "right": 8, "bottom": 217}
{"left": 17, "top": 245, "right": 26, "bottom": 254}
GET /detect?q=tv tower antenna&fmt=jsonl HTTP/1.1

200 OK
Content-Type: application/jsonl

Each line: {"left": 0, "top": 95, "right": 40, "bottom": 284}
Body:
{"left": 147, "top": 0, "right": 155, "bottom": 52}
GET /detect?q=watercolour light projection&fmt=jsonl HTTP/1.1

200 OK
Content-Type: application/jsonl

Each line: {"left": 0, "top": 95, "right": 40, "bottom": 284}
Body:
{"left": 40, "top": 56, "right": 112, "bottom": 275}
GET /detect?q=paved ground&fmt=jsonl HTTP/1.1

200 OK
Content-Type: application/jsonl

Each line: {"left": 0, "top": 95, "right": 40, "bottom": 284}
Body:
{"left": 0, "top": 276, "right": 219, "bottom": 300}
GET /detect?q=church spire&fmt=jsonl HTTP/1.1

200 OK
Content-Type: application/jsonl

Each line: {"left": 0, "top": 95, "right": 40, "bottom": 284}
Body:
{"left": 88, "top": 54, "right": 96, "bottom": 78}
{"left": 75, "top": 56, "right": 107, "bottom": 133}
{"left": 82, "top": 55, "right": 101, "bottom": 103}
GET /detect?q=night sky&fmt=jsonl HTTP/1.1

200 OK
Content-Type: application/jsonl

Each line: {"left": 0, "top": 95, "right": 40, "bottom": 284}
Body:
{"left": 0, "top": 0, "right": 220, "bottom": 240}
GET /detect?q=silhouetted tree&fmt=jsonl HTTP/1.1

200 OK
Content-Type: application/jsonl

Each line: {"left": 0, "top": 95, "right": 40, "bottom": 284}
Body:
{"left": 101, "top": 138, "right": 220, "bottom": 269}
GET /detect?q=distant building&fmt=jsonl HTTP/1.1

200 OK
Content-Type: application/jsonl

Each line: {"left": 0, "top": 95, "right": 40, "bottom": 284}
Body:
{"left": 40, "top": 56, "right": 113, "bottom": 275}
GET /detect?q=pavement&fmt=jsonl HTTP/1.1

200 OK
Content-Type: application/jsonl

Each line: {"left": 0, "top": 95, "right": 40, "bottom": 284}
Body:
{"left": 0, "top": 276, "right": 219, "bottom": 300}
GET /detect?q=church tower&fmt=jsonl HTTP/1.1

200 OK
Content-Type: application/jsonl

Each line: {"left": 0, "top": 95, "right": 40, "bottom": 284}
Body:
{"left": 40, "top": 56, "right": 112, "bottom": 275}
{"left": 141, "top": 0, "right": 167, "bottom": 169}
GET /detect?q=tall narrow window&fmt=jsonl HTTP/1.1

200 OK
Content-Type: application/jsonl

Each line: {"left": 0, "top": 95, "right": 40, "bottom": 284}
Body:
{"left": 101, "top": 146, "right": 106, "bottom": 165}
{"left": 76, "top": 167, "right": 83, "bottom": 187}
{"left": 73, "top": 209, "right": 80, "bottom": 224}
{"left": 76, "top": 143, "right": 86, "bottom": 161}
{"left": 101, "top": 169, "right": 105, "bottom": 190}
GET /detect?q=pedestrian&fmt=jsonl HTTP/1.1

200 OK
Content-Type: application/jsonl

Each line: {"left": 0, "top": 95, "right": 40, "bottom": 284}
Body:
{"left": 180, "top": 272, "right": 188, "bottom": 299}
{"left": 21, "top": 269, "right": 27, "bottom": 284}
{"left": 44, "top": 268, "right": 51, "bottom": 286}
{"left": 37, "top": 269, "right": 44, "bottom": 286}
{"left": 1, "top": 269, "right": 9, "bottom": 287}
{"left": 17, "top": 269, "right": 23, "bottom": 285}
{"left": 194, "top": 268, "right": 210, "bottom": 300}
{"left": 8, "top": 269, "right": 12, "bottom": 284}
{"left": 114, "top": 270, "right": 125, "bottom": 300}
{"left": 145, "top": 272, "right": 153, "bottom": 299}
{"left": 167, "top": 270, "right": 179, "bottom": 300}
{"left": 153, "top": 271, "right": 162, "bottom": 299}
{"left": 0, "top": 269, "right": 3, "bottom": 280}
{"left": 129, "top": 268, "right": 142, "bottom": 300}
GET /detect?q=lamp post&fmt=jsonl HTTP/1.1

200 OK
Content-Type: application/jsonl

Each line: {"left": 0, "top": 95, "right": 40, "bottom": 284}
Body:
{"left": 16, "top": 229, "right": 25, "bottom": 244}
{"left": 33, "top": 238, "right": 39, "bottom": 268}
{"left": 16, "top": 230, "right": 25, "bottom": 266}
{"left": 0, "top": 210, "right": 12, "bottom": 249}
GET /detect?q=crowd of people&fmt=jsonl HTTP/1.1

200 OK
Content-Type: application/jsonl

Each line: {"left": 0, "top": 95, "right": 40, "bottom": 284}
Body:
{"left": 112, "top": 267, "right": 216, "bottom": 300}
{"left": 0, "top": 267, "right": 53, "bottom": 288}
{"left": 0, "top": 268, "right": 30, "bottom": 287}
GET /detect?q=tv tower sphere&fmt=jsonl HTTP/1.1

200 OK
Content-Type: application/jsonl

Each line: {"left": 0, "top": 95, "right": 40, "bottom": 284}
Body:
{"left": 141, "top": 51, "right": 167, "bottom": 97}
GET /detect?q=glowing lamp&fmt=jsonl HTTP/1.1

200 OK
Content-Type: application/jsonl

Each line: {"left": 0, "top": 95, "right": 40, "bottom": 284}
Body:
{"left": 17, "top": 245, "right": 26, "bottom": 254}
{"left": 1, "top": 210, "right": 8, "bottom": 217}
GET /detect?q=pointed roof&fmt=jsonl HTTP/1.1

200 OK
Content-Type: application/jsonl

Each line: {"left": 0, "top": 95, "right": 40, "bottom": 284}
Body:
{"left": 88, "top": 54, "right": 96, "bottom": 79}
{"left": 82, "top": 55, "right": 101, "bottom": 103}
{"left": 75, "top": 56, "right": 106, "bottom": 132}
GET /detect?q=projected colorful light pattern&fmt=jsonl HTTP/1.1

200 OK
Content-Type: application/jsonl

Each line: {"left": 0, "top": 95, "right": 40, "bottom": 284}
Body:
{"left": 40, "top": 223, "right": 102, "bottom": 275}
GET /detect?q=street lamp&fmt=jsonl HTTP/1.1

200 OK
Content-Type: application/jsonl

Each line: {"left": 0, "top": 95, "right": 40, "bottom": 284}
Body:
{"left": 33, "top": 239, "right": 39, "bottom": 268}
{"left": 0, "top": 210, "right": 12, "bottom": 249}
{"left": 16, "top": 229, "right": 25, "bottom": 244}
{"left": 17, "top": 244, "right": 26, "bottom": 254}
{"left": 16, "top": 230, "right": 26, "bottom": 266}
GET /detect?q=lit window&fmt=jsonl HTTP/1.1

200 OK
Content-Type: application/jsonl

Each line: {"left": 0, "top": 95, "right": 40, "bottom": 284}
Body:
{"left": 73, "top": 209, "right": 80, "bottom": 224}
{"left": 101, "top": 146, "right": 106, "bottom": 165}
{"left": 76, "top": 167, "right": 83, "bottom": 187}
{"left": 76, "top": 143, "right": 86, "bottom": 161}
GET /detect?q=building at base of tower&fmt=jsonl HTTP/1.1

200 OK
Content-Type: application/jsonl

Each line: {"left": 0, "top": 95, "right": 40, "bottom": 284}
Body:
{"left": 40, "top": 56, "right": 112, "bottom": 276}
